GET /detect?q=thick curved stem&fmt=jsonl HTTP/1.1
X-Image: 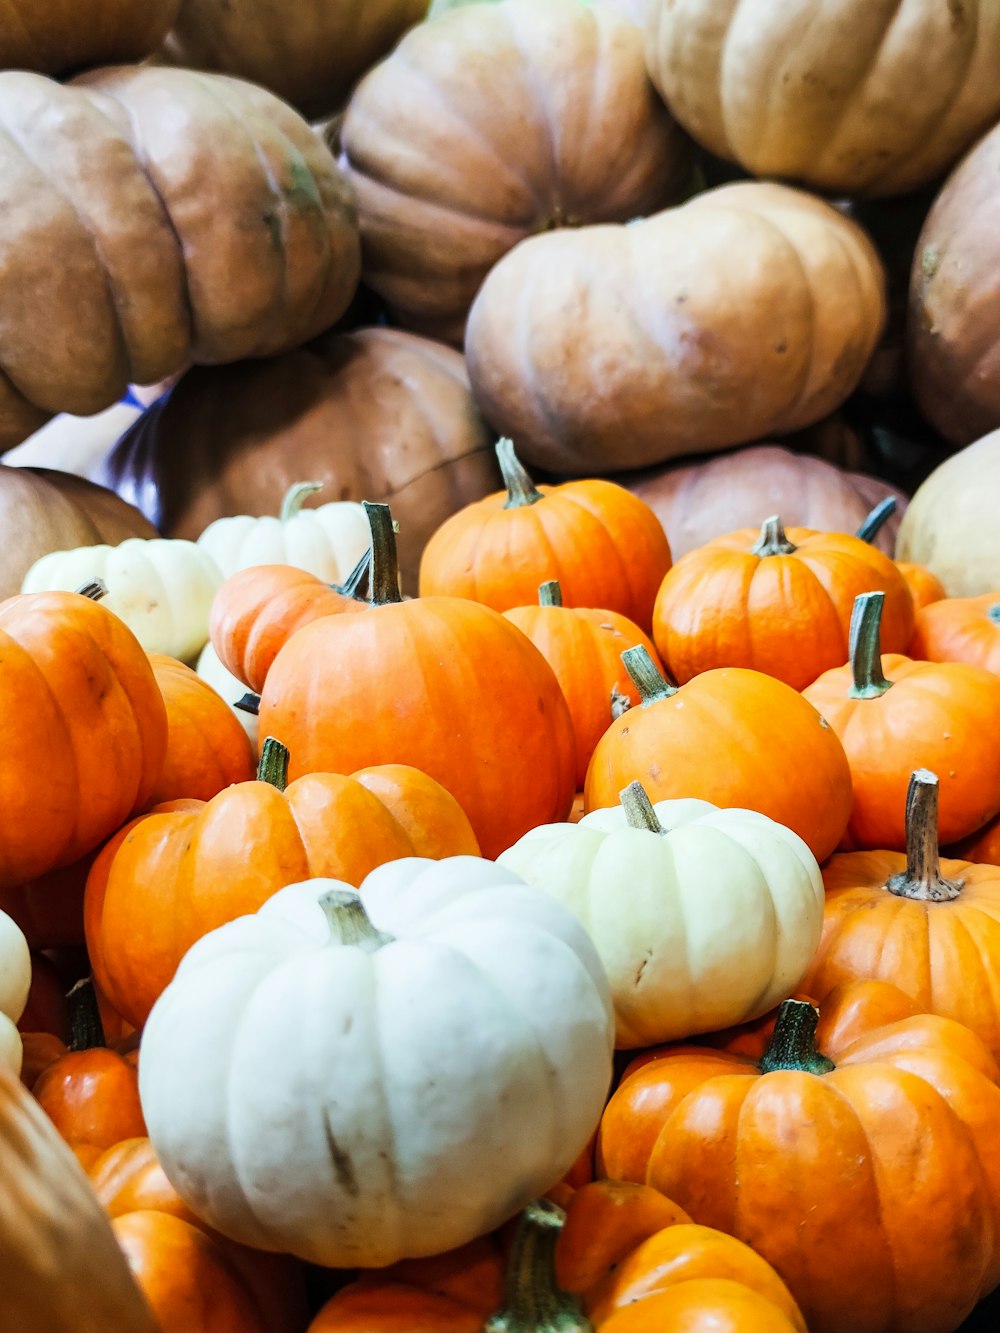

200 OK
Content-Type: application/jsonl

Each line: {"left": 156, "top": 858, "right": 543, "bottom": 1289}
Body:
{"left": 751, "top": 515, "right": 797, "bottom": 557}
{"left": 485, "top": 1200, "right": 592, "bottom": 1332}
{"left": 538, "top": 581, "right": 563, "bottom": 607}
{"left": 848, "top": 592, "right": 892, "bottom": 699}
{"left": 620, "top": 781, "right": 664, "bottom": 833}
{"left": 497, "top": 438, "right": 544, "bottom": 509}
{"left": 621, "top": 646, "right": 677, "bottom": 705}
{"left": 319, "top": 888, "right": 394, "bottom": 952}
{"left": 758, "top": 1000, "right": 835, "bottom": 1075}
{"left": 855, "top": 496, "right": 897, "bottom": 544}
{"left": 75, "top": 579, "right": 109, "bottom": 602}
{"left": 67, "top": 978, "right": 106, "bottom": 1053}
{"left": 279, "top": 481, "right": 323, "bottom": 522}
{"left": 885, "top": 769, "right": 964, "bottom": 901}
{"left": 363, "top": 501, "right": 403, "bottom": 606}
{"left": 257, "top": 736, "right": 289, "bottom": 791}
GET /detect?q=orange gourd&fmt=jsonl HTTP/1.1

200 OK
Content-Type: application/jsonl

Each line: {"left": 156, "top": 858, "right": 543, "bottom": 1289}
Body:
{"left": 147, "top": 654, "right": 256, "bottom": 804}
{"left": 584, "top": 645, "right": 852, "bottom": 862}
{"left": 597, "top": 990, "right": 1000, "bottom": 1333}
{"left": 419, "top": 440, "right": 671, "bottom": 632}
{"left": 504, "top": 581, "right": 664, "bottom": 788}
{"left": 651, "top": 514, "right": 914, "bottom": 691}
{"left": 909, "top": 591, "right": 1000, "bottom": 673}
{"left": 0, "top": 855, "right": 90, "bottom": 950}
{"left": 803, "top": 592, "right": 1000, "bottom": 849}
{"left": 85, "top": 739, "right": 481, "bottom": 1027}
{"left": 260, "top": 502, "right": 576, "bottom": 858}
{"left": 897, "top": 561, "right": 947, "bottom": 612}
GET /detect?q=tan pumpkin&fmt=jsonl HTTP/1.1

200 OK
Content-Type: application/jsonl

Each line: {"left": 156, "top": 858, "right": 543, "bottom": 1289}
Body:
{"left": 99, "top": 328, "right": 499, "bottom": 593}
{"left": 0, "top": 66, "right": 359, "bottom": 451}
{"left": 465, "top": 181, "right": 886, "bottom": 474}
{"left": 341, "top": 0, "right": 691, "bottom": 344}
{"left": 0, "top": 0, "right": 179, "bottom": 75}
{"left": 162, "top": 0, "right": 428, "bottom": 119}
{"left": 646, "top": 0, "right": 1000, "bottom": 198}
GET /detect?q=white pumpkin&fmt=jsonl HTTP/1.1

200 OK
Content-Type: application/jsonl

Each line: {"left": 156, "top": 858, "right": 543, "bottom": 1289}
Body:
{"left": 139, "top": 857, "right": 614, "bottom": 1268}
{"left": 21, "top": 539, "right": 223, "bottom": 663}
{"left": 497, "top": 782, "right": 825, "bottom": 1048}
{"left": 0, "top": 908, "right": 30, "bottom": 1076}
{"left": 195, "top": 641, "right": 259, "bottom": 757}
{"left": 196, "top": 483, "right": 371, "bottom": 583}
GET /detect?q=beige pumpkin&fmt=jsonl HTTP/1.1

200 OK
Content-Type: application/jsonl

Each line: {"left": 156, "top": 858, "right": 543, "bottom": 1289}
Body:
{"left": 466, "top": 181, "right": 886, "bottom": 474}
{"left": 341, "top": 0, "right": 691, "bottom": 344}
{"left": 646, "top": 0, "right": 1000, "bottom": 198}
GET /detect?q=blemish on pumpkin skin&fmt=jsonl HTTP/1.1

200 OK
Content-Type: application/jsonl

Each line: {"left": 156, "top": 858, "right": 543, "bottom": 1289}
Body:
{"left": 323, "top": 1116, "right": 359, "bottom": 1198}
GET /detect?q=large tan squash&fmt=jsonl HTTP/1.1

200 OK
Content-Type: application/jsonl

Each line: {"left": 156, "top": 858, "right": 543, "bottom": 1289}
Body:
{"left": 465, "top": 181, "right": 886, "bottom": 474}
{"left": 162, "top": 0, "right": 428, "bottom": 120}
{"left": 341, "top": 0, "right": 690, "bottom": 344}
{"left": 896, "top": 429, "right": 1000, "bottom": 596}
{"left": 908, "top": 119, "right": 1000, "bottom": 446}
{"left": 646, "top": 0, "right": 1000, "bottom": 198}
{"left": 98, "top": 328, "right": 499, "bottom": 592}
{"left": 0, "top": 67, "right": 360, "bottom": 452}
{"left": 0, "top": 0, "right": 179, "bottom": 76}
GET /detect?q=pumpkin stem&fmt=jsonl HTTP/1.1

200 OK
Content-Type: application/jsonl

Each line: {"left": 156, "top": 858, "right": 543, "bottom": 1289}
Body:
{"left": 848, "top": 592, "right": 893, "bottom": 699}
{"left": 989, "top": 604, "right": 1000, "bottom": 627}
{"left": 75, "top": 578, "right": 109, "bottom": 602}
{"left": 485, "top": 1199, "right": 593, "bottom": 1333}
{"left": 257, "top": 737, "right": 289, "bottom": 791}
{"left": 363, "top": 501, "right": 404, "bottom": 606}
{"left": 610, "top": 685, "right": 632, "bottom": 719}
{"left": 66, "top": 978, "right": 106, "bottom": 1052}
{"left": 758, "top": 1000, "right": 835, "bottom": 1075}
{"left": 497, "top": 438, "right": 544, "bottom": 509}
{"left": 621, "top": 646, "right": 677, "bottom": 705}
{"left": 235, "top": 692, "right": 261, "bottom": 716}
{"left": 855, "top": 496, "right": 897, "bottom": 544}
{"left": 279, "top": 481, "right": 323, "bottom": 522}
{"left": 332, "top": 546, "right": 372, "bottom": 601}
{"left": 885, "top": 769, "right": 964, "bottom": 902}
{"left": 539, "top": 581, "right": 563, "bottom": 608}
{"left": 319, "top": 888, "right": 395, "bottom": 952}
{"left": 751, "top": 515, "right": 797, "bottom": 557}
{"left": 620, "top": 781, "right": 665, "bottom": 833}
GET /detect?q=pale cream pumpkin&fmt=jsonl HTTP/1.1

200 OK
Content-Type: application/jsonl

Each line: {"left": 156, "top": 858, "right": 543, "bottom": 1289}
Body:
{"left": 0, "top": 908, "right": 29, "bottom": 1075}
{"left": 195, "top": 641, "right": 259, "bottom": 756}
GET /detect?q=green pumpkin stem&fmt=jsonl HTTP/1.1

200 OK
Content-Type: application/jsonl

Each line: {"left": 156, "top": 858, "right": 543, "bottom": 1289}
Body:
{"left": 485, "top": 1199, "right": 593, "bottom": 1333}
{"left": 75, "top": 579, "right": 109, "bottom": 602}
{"left": 66, "top": 978, "right": 106, "bottom": 1052}
{"left": 758, "top": 1000, "right": 835, "bottom": 1075}
{"left": 989, "top": 605, "right": 1000, "bottom": 627}
{"left": 332, "top": 546, "right": 372, "bottom": 600}
{"left": 257, "top": 737, "right": 290, "bottom": 791}
{"left": 538, "top": 581, "right": 563, "bottom": 608}
{"left": 363, "top": 501, "right": 404, "bottom": 606}
{"left": 885, "top": 769, "right": 964, "bottom": 902}
{"left": 319, "top": 888, "right": 394, "bottom": 952}
{"left": 751, "top": 515, "right": 797, "bottom": 557}
{"left": 620, "top": 781, "right": 665, "bottom": 833}
{"left": 279, "top": 481, "right": 323, "bottom": 522}
{"left": 848, "top": 592, "right": 893, "bottom": 699}
{"left": 497, "top": 438, "right": 544, "bottom": 509}
{"left": 621, "top": 646, "right": 677, "bottom": 705}
{"left": 854, "top": 496, "right": 897, "bottom": 544}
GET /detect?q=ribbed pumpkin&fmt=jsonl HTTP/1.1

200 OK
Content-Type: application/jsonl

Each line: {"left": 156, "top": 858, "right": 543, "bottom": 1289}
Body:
{"left": 584, "top": 647, "right": 852, "bottom": 863}
{"left": 651, "top": 516, "right": 914, "bottom": 691}
{"left": 803, "top": 593, "right": 1000, "bottom": 849}
{"left": 897, "top": 561, "right": 947, "bottom": 612}
{"left": 0, "top": 0, "right": 179, "bottom": 76}
{"left": 147, "top": 655, "right": 256, "bottom": 804}
{"left": 909, "top": 592, "right": 1000, "bottom": 674}
{"left": 0, "top": 856, "right": 91, "bottom": 951}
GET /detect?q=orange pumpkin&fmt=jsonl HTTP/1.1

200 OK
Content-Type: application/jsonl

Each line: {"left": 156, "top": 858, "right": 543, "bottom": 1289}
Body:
{"left": 803, "top": 592, "right": 1000, "bottom": 849}
{"left": 584, "top": 645, "right": 852, "bottom": 862}
{"left": 209, "top": 551, "right": 369, "bottom": 693}
{"left": 17, "top": 953, "right": 69, "bottom": 1041}
{"left": 0, "top": 856, "right": 90, "bottom": 950}
{"left": 0, "top": 589, "right": 167, "bottom": 887}
{"left": 85, "top": 738, "right": 481, "bottom": 1027}
{"left": 310, "top": 1180, "right": 804, "bottom": 1332}
{"left": 597, "top": 992, "right": 1000, "bottom": 1333}
{"left": 260, "top": 502, "right": 576, "bottom": 858}
{"left": 419, "top": 439, "right": 671, "bottom": 632}
{"left": 909, "top": 591, "right": 1000, "bottom": 674}
{"left": 651, "top": 514, "right": 914, "bottom": 691}
{"left": 147, "top": 654, "right": 256, "bottom": 804}
{"left": 897, "top": 561, "right": 947, "bottom": 612}
{"left": 504, "top": 581, "right": 664, "bottom": 788}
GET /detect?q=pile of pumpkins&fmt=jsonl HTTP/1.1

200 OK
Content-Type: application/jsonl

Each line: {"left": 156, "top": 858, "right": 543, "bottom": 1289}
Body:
{"left": 6, "top": 2, "right": 1000, "bottom": 1332}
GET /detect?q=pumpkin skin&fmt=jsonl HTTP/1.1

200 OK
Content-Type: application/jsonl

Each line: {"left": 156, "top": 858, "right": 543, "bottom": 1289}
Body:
{"left": 0, "top": 0, "right": 179, "bottom": 75}
{"left": 341, "top": 0, "right": 690, "bottom": 344}
{"left": 499, "top": 785, "right": 823, "bottom": 1048}
{"left": 139, "top": 864, "right": 614, "bottom": 1267}
{"left": 646, "top": 0, "right": 1000, "bottom": 198}
{"left": 598, "top": 995, "right": 1000, "bottom": 1333}
{"left": 621, "top": 444, "right": 906, "bottom": 561}
{"left": 99, "top": 328, "right": 498, "bottom": 594}
{"left": 0, "top": 67, "right": 359, "bottom": 450}
{"left": 909, "top": 592, "right": 1000, "bottom": 673}
{"left": 0, "top": 856, "right": 91, "bottom": 951}
{"left": 584, "top": 649, "right": 853, "bottom": 863}
{"left": 0, "top": 908, "right": 29, "bottom": 1075}
{"left": 652, "top": 518, "right": 914, "bottom": 691}
{"left": 803, "top": 595, "right": 1000, "bottom": 849}
{"left": 195, "top": 641, "right": 259, "bottom": 755}
{"left": 85, "top": 742, "right": 481, "bottom": 1028}
{"left": 163, "top": 0, "right": 428, "bottom": 120}
{"left": 0, "top": 590, "right": 167, "bottom": 888}
{"left": 420, "top": 442, "right": 671, "bottom": 631}
{"left": 897, "top": 561, "right": 947, "bottom": 611}
{"left": 147, "top": 655, "right": 256, "bottom": 805}
{"left": 33, "top": 1044, "right": 145, "bottom": 1170}
{"left": 466, "top": 181, "right": 886, "bottom": 474}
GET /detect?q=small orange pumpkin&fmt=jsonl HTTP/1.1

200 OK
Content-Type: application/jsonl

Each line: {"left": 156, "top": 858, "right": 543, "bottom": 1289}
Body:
{"left": 897, "top": 561, "right": 947, "bottom": 612}
{"left": 147, "top": 654, "right": 256, "bottom": 804}
{"left": 909, "top": 591, "right": 1000, "bottom": 674}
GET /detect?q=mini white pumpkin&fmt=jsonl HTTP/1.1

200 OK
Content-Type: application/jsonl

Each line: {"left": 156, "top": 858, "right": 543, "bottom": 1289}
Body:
{"left": 139, "top": 857, "right": 614, "bottom": 1268}
{"left": 0, "top": 908, "right": 30, "bottom": 1076}
{"left": 195, "top": 641, "right": 259, "bottom": 757}
{"left": 498, "top": 781, "right": 825, "bottom": 1048}
{"left": 196, "top": 482, "right": 371, "bottom": 583}
{"left": 21, "top": 539, "right": 223, "bottom": 663}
